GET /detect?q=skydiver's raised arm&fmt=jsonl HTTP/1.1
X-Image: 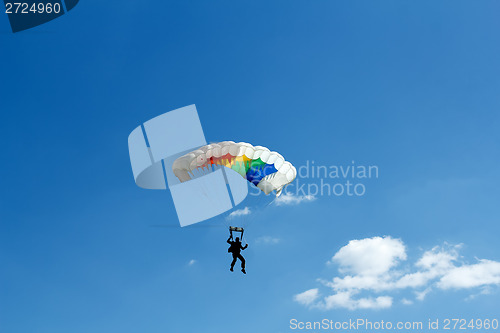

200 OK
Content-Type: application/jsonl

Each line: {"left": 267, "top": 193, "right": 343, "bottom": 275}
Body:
{"left": 227, "top": 236, "right": 233, "bottom": 244}
{"left": 241, "top": 244, "right": 248, "bottom": 250}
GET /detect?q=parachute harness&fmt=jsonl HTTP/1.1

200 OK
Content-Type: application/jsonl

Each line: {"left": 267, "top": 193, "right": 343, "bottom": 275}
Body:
{"left": 229, "top": 226, "right": 246, "bottom": 245}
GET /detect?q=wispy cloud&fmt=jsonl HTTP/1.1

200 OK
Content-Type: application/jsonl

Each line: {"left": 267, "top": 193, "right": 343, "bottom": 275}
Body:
{"left": 294, "top": 288, "right": 320, "bottom": 306}
{"left": 275, "top": 193, "right": 316, "bottom": 206}
{"left": 401, "top": 298, "right": 413, "bottom": 305}
{"left": 227, "top": 207, "right": 251, "bottom": 219}
{"left": 188, "top": 259, "right": 196, "bottom": 266}
{"left": 295, "top": 236, "right": 500, "bottom": 310}
{"left": 415, "top": 287, "right": 431, "bottom": 301}
{"left": 323, "top": 292, "right": 392, "bottom": 310}
{"left": 255, "top": 236, "right": 281, "bottom": 245}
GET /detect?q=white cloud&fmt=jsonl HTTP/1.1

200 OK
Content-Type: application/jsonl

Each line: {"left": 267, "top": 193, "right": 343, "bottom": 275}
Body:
{"left": 274, "top": 193, "right": 316, "bottom": 206}
{"left": 322, "top": 291, "right": 392, "bottom": 310}
{"left": 416, "top": 245, "right": 460, "bottom": 270}
{"left": 394, "top": 246, "right": 461, "bottom": 290}
{"left": 294, "top": 288, "right": 320, "bottom": 306}
{"left": 330, "top": 236, "right": 406, "bottom": 276}
{"left": 294, "top": 237, "right": 500, "bottom": 311}
{"left": 438, "top": 260, "right": 500, "bottom": 289}
{"left": 256, "top": 236, "right": 281, "bottom": 245}
{"left": 227, "top": 207, "right": 251, "bottom": 219}
{"left": 188, "top": 259, "right": 196, "bottom": 266}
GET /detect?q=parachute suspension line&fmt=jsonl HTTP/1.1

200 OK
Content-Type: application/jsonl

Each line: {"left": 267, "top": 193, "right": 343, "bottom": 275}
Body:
{"left": 221, "top": 167, "right": 236, "bottom": 208}
{"left": 241, "top": 186, "right": 271, "bottom": 229}
{"left": 241, "top": 230, "right": 249, "bottom": 246}
{"left": 225, "top": 182, "right": 278, "bottom": 233}
{"left": 266, "top": 195, "right": 277, "bottom": 208}
{"left": 214, "top": 165, "right": 235, "bottom": 230}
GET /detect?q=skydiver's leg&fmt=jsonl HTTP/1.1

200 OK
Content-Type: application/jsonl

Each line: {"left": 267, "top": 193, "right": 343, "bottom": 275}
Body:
{"left": 238, "top": 254, "right": 245, "bottom": 269}
{"left": 230, "top": 254, "right": 237, "bottom": 270}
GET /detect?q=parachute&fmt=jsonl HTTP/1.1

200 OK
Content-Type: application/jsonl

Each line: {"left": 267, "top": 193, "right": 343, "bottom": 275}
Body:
{"left": 172, "top": 141, "right": 296, "bottom": 196}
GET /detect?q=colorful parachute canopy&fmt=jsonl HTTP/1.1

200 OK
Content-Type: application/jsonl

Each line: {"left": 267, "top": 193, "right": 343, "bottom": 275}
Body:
{"left": 172, "top": 141, "right": 296, "bottom": 196}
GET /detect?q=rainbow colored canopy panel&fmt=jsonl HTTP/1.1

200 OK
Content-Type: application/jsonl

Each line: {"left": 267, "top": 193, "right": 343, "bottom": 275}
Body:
{"left": 172, "top": 141, "right": 296, "bottom": 196}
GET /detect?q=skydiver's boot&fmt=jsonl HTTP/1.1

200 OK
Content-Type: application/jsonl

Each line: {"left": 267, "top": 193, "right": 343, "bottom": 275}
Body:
{"left": 230, "top": 267, "right": 234, "bottom": 272}
{"left": 241, "top": 268, "right": 246, "bottom": 274}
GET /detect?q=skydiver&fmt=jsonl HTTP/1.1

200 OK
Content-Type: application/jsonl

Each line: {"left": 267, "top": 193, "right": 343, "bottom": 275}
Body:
{"left": 227, "top": 232, "right": 248, "bottom": 274}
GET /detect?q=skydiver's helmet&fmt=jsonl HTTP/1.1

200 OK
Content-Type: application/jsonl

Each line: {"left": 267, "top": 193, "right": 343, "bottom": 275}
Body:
{"left": 235, "top": 237, "right": 240, "bottom": 242}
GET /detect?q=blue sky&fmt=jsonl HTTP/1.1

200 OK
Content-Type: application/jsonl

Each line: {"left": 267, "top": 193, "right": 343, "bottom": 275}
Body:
{"left": 1, "top": 1, "right": 500, "bottom": 332}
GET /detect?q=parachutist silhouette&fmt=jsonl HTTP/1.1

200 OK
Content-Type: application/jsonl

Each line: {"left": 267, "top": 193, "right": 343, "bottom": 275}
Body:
{"left": 227, "top": 233, "right": 248, "bottom": 274}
